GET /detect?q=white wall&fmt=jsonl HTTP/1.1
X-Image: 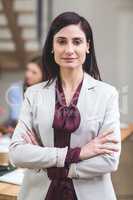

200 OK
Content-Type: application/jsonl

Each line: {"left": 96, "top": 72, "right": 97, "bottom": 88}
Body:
{"left": 116, "top": 8, "right": 133, "bottom": 123}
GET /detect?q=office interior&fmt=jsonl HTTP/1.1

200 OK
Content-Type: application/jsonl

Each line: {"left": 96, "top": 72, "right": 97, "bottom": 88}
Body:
{"left": 0, "top": 0, "right": 133, "bottom": 199}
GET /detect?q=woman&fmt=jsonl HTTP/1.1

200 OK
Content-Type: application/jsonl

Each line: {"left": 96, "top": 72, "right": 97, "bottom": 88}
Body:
{"left": 6, "top": 55, "right": 44, "bottom": 134}
{"left": 23, "top": 55, "right": 45, "bottom": 93}
{"left": 9, "top": 12, "right": 121, "bottom": 200}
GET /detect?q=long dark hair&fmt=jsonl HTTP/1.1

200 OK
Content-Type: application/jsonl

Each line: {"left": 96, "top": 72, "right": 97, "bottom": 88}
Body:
{"left": 42, "top": 11, "right": 101, "bottom": 86}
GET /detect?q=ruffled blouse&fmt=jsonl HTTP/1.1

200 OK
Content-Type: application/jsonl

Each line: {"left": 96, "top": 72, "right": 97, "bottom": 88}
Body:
{"left": 45, "top": 76, "right": 83, "bottom": 200}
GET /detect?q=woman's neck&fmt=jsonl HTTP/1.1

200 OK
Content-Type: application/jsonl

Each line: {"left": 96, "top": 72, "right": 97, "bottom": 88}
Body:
{"left": 59, "top": 67, "right": 84, "bottom": 91}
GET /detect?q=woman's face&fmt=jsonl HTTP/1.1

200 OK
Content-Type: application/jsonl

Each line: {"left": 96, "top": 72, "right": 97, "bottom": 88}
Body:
{"left": 53, "top": 24, "right": 89, "bottom": 70}
{"left": 25, "top": 63, "right": 43, "bottom": 86}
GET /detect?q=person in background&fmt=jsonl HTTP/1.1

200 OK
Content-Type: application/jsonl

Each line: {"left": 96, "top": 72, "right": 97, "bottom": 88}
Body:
{"left": 5, "top": 55, "right": 44, "bottom": 134}
{"left": 23, "top": 55, "right": 45, "bottom": 93}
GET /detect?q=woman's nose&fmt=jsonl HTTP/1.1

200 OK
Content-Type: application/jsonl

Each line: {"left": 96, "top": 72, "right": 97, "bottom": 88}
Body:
{"left": 65, "top": 43, "right": 74, "bottom": 54}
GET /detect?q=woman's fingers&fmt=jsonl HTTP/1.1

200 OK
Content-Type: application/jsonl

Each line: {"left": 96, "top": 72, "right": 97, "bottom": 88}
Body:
{"left": 22, "top": 134, "right": 30, "bottom": 143}
{"left": 99, "top": 149, "right": 117, "bottom": 155}
{"left": 100, "top": 137, "right": 118, "bottom": 144}
{"left": 22, "top": 131, "right": 39, "bottom": 145}
{"left": 100, "top": 144, "right": 119, "bottom": 152}
{"left": 98, "top": 129, "right": 114, "bottom": 139}
{"left": 27, "top": 131, "right": 39, "bottom": 145}
{"left": 81, "top": 129, "right": 120, "bottom": 159}
{"left": 97, "top": 129, "right": 119, "bottom": 144}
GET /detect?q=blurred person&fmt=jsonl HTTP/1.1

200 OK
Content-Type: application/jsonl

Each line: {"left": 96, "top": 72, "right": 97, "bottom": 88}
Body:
{"left": 9, "top": 12, "right": 121, "bottom": 200}
{"left": 5, "top": 55, "right": 44, "bottom": 134}
{"left": 23, "top": 55, "right": 45, "bottom": 93}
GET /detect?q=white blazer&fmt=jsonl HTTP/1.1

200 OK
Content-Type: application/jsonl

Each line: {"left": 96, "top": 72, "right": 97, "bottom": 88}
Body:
{"left": 9, "top": 72, "right": 121, "bottom": 200}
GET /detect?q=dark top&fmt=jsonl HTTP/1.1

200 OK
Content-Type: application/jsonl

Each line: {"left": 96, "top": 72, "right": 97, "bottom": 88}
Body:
{"left": 45, "top": 77, "right": 83, "bottom": 200}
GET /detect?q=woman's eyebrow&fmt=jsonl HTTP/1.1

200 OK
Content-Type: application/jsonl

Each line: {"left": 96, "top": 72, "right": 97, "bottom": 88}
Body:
{"left": 55, "top": 36, "right": 66, "bottom": 39}
{"left": 73, "top": 37, "right": 84, "bottom": 40}
{"left": 55, "top": 36, "right": 84, "bottom": 40}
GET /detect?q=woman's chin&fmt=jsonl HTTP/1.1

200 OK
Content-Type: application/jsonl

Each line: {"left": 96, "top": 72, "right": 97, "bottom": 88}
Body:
{"left": 60, "top": 63, "right": 81, "bottom": 69}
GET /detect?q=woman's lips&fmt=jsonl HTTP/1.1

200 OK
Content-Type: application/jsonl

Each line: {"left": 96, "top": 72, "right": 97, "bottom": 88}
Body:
{"left": 62, "top": 58, "right": 77, "bottom": 63}
{"left": 62, "top": 58, "right": 77, "bottom": 60}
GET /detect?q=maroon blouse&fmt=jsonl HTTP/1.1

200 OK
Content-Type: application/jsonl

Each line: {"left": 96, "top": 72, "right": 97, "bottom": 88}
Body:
{"left": 45, "top": 77, "right": 83, "bottom": 200}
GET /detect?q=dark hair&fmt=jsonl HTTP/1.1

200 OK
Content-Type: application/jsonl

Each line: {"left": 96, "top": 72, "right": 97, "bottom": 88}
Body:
{"left": 28, "top": 55, "right": 45, "bottom": 79}
{"left": 23, "top": 55, "right": 45, "bottom": 93}
{"left": 42, "top": 11, "right": 101, "bottom": 86}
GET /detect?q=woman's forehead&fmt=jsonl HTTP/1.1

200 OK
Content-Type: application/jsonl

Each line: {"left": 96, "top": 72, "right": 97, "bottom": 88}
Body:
{"left": 54, "top": 24, "right": 86, "bottom": 39}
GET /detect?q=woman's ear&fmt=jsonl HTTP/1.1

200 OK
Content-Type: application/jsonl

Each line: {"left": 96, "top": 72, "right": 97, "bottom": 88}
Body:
{"left": 86, "top": 40, "right": 90, "bottom": 54}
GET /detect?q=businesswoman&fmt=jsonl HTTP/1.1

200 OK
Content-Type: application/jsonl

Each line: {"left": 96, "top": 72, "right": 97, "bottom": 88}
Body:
{"left": 9, "top": 12, "right": 121, "bottom": 200}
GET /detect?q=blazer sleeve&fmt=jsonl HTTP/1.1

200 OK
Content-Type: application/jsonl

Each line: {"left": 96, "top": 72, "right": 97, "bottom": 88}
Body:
{"left": 9, "top": 88, "right": 68, "bottom": 169}
{"left": 68, "top": 88, "right": 121, "bottom": 179}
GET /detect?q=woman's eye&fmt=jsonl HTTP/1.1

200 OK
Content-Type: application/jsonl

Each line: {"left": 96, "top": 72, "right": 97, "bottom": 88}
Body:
{"left": 57, "top": 40, "right": 66, "bottom": 45}
{"left": 73, "top": 40, "right": 82, "bottom": 45}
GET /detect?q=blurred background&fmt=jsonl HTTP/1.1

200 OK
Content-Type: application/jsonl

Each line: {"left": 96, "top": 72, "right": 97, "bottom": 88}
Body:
{"left": 0, "top": 0, "right": 133, "bottom": 199}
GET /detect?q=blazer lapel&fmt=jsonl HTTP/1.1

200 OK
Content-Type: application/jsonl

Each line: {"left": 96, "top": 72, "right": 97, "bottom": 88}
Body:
{"left": 70, "top": 72, "right": 98, "bottom": 147}
{"left": 45, "top": 80, "right": 56, "bottom": 124}
{"left": 77, "top": 72, "right": 97, "bottom": 121}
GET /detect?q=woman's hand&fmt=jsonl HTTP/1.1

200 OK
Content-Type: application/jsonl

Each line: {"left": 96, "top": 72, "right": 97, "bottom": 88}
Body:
{"left": 79, "top": 130, "right": 119, "bottom": 160}
{"left": 22, "top": 131, "right": 39, "bottom": 145}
